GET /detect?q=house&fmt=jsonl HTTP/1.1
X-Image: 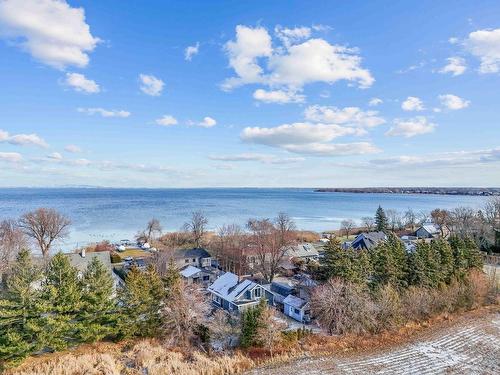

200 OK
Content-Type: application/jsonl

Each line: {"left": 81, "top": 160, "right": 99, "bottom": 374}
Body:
{"left": 207, "top": 272, "right": 273, "bottom": 313}
{"left": 173, "top": 247, "right": 212, "bottom": 269}
{"left": 350, "top": 231, "right": 387, "bottom": 250}
{"left": 66, "top": 249, "right": 112, "bottom": 277}
{"left": 284, "top": 243, "right": 319, "bottom": 261}
{"left": 180, "top": 265, "right": 218, "bottom": 286}
{"left": 283, "top": 295, "right": 311, "bottom": 323}
{"left": 416, "top": 224, "right": 441, "bottom": 239}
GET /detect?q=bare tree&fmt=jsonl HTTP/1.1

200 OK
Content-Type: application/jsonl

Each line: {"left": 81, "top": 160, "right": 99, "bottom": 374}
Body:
{"left": 417, "top": 210, "right": 430, "bottom": 226}
{"left": 450, "top": 207, "right": 476, "bottom": 237}
{"left": 361, "top": 216, "right": 375, "bottom": 232}
{"left": 403, "top": 208, "right": 417, "bottom": 231}
{"left": 430, "top": 208, "right": 451, "bottom": 237}
{"left": 214, "top": 224, "right": 246, "bottom": 275}
{"left": 209, "top": 310, "right": 239, "bottom": 350}
{"left": 162, "top": 282, "right": 210, "bottom": 347}
{"left": 183, "top": 211, "right": 208, "bottom": 248}
{"left": 18, "top": 208, "right": 71, "bottom": 258}
{"left": 386, "top": 209, "right": 402, "bottom": 231}
{"left": 145, "top": 218, "right": 162, "bottom": 242}
{"left": 255, "top": 303, "right": 286, "bottom": 357}
{"left": 0, "top": 219, "right": 27, "bottom": 275}
{"left": 340, "top": 219, "right": 356, "bottom": 238}
{"left": 246, "top": 214, "right": 296, "bottom": 282}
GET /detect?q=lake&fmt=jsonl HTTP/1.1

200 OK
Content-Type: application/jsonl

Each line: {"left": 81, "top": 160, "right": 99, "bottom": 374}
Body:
{"left": 0, "top": 188, "right": 490, "bottom": 249}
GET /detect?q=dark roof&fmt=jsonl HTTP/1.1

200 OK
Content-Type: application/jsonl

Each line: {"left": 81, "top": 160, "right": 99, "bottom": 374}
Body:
{"left": 351, "top": 231, "right": 387, "bottom": 250}
{"left": 66, "top": 251, "right": 112, "bottom": 274}
{"left": 174, "top": 247, "right": 211, "bottom": 259}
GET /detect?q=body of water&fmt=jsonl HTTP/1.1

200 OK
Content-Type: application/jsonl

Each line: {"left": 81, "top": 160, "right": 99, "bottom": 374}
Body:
{"left": 0, "top": 188, "right": 490, "bottom": 249}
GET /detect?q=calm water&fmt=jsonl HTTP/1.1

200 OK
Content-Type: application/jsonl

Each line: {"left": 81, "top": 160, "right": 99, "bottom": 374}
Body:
{"left": 0, "top": 188, "right": 489, "bottom": 249}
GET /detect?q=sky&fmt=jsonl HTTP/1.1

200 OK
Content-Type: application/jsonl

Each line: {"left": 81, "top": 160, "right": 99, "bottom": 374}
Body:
{"left": 0, "top": 0, "right": 499, "bottom": 188}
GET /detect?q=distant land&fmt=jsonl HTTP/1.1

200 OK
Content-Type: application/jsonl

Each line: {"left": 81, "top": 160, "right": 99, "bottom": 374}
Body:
{"left": 314, "top": 187, "right": 500, "bottom": 196}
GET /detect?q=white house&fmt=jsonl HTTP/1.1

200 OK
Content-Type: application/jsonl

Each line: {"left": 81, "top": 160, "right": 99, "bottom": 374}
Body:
{"left": 283, "top": 295, "right": 310, "bottom": 323}
{"left": 416, "top": 224, "right": 440, "bottom": 239}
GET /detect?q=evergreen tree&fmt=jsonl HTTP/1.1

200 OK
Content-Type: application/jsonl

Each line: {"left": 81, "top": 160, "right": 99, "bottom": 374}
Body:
{"left": 462, "top": 237, "right": 483, "bottom": 270}
{"left": 407, "top": 241, "right": 439, "bottom": 287}
{"left": 118, "top": 265, "right": 164, "bottom": 338}
{"left": 371, "top": 234, "right": 407, "bottom": 288}
{"left": 375, "top": 206, "right": 388, "bottom": 232}
{"left": 321, "top": 238, "right": 350, "bottom": 281}
{"left": 449, "top": 236, "right": 470, "bottom": 278}
{"left": 78, "top": 257, "right": 117, "bottom": 342}
{"left": 40, "top": 253, "right": 83, "bottom": 351}
{"left": 240, "top": 299, "right": 265, "bottom": 348}
{"left": 0, "top": 249, "right": 43, "bottom": 367}
{"left": 162, "top": 258, "right": 181, "bottom": 297}
{"left": 432, "top": 239, "right": 454, "bottom": 284}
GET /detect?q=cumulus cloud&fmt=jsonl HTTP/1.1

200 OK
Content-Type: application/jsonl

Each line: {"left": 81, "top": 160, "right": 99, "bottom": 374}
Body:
{"left": 64, "top": 144, "right": 81, "bottom": 153}
{"left": 0, "top": 151, "right": 22, "bottom": 163}
{"left": 386, "top": 116, "right": 436, "bottom": 138}
{"left": 198, "top": 117, "right": 217, "bottom": 128}
{"left": 139, "top": 74, "right": 164, "bottom": 96}
{"left": 401, "top": 96, "right": 424, "bottom": 111}
{"left": 222, "top": 25, "right": 373, "bottom": 94}
{"left": 304, "top": 105, "right": 385, "bottom": 128}
{"left": 253, "top": 88, "right": 305, "bottom": 104}
{"left": 438, "top": 94, "right": 470, "bottom": 110}
{"left": 47, "top": 152, "right": 63, "bottom": 160}
{"left": 184, "top": 42, "right": 199, "bottom": 61}
{"left": 209, "top": 153, "right": 304, "bottom": 164}
{"left": 0, "top": 129, "right": 48, "bottom": 147}
{"left": 368, "top": 97, "right": 383, "bottom": 106}
{"left": 0, "top": 0, "right": 100, "bottom": 69}
{"left": 439, "top": 56, "right": 467, "bottom": 76}
{"left": 155, "top": 115, "right": 178, "bottom": 126}
{"left": 78, "top": 107, "right": 130, "bottom": 117}
{"left": 283, "top": 142, "right": 380, "bottom": 156}
{"left": 464, "top": 28, "right": 500, "bottom": 73}
{"left": 65, "top": 73, "right": 100, "bottom": 93}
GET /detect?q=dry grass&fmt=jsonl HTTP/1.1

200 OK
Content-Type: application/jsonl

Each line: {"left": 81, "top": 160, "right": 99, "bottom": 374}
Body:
{"left": 116, "top": 249, "right": 152, "bottom": 259}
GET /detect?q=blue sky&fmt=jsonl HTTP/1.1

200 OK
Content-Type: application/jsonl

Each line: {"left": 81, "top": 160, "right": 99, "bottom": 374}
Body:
{"left": 0, "top": 0, "right": 499, "bottom": 187}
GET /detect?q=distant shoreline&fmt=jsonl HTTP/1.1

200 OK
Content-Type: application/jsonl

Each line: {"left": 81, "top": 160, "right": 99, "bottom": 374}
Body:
{"left": 314, "top": 187, "right": 500, "bottom": 196}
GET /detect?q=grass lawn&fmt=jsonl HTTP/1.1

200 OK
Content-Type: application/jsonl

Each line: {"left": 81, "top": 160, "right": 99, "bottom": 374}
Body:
{"left": 116, "top": 249, "right": 152, "bottom": 259}
{"left": 335, "top": 234, "right": 357, "bottom": 242}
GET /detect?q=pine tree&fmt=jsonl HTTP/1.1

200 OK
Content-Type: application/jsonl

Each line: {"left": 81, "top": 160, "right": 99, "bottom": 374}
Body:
{"left": 371, "top": 234, "right": 407, "bottom": 288}
{"left": 432, "top": 239, "right": 454, "bottom": 284}
{"left": 162, "top": 258, "right": 181, "bottom": 298}
{"left": 449, "top": 236, "right": 470, "bottom": 278}
{"left": 78, "top": 257, "right": 117, "bottom": 342}
{"left": 40, "top": 253, "right": 83, "bottom": 351}
{"left": 118, "top": 265, "right": 164, "bottom": 338}
{"left": 0, "top": 249, "right": 43, "bottom": 367}
{"left": 462, "top": 237, "right": 483, "bottom": 270}
{"left": 375, "top": 206, "right": 388, "bottom": 232}
{"left": 321, "top": 238, "right": 350, "bottom": 281}
{"left": 240, "top": 299, "right": 265, "bottom": 348}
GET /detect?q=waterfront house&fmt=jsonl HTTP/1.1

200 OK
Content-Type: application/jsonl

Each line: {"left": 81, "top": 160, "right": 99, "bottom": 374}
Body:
{"left": 283, "top": 295, "right": 311, "bottom": 323}
{"left": 284, "top": 242, "right": 320, "bottom": 261}
{"left": 207, "top": 272, "right": 273, "bottom": 314}
{"left": 173, "top": 247, "right": 212, "bottom": 268}
{"left": 350, "top": 231, "right": 387, "bottom": 250}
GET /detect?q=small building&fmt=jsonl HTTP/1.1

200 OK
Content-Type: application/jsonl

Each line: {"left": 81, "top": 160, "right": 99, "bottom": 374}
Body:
{"left": 180, "top": 265, "right": 217, "bottom": 286}
{"left": 173, "top": 247, "right": 212, "bottom": 269}
{"left": 350, "top": 231, "right": 387, "bottom": 250}
{"left": 283, "top": 295, "right": 310, "bottom": 323}
{"left": 66, "top": 249, "right": 112, "bottom": 277}
{"left": 207, "top": 272, "right": 273, "bottom": 314}
{"left": 284, "top": 243, "right": 320, "bottom": 261}
{"left": 416, "top": 224, "right": 441, "bottom": 239}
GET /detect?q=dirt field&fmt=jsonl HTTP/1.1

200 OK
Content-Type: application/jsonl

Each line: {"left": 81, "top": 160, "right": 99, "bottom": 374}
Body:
{"left": 248, "top": 311, "right": 500, "bottom": 375}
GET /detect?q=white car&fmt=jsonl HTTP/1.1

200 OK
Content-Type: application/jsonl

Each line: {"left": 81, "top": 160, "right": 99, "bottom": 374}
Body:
{"left": 124, "top": 256, "right": 133, "bottom": 262}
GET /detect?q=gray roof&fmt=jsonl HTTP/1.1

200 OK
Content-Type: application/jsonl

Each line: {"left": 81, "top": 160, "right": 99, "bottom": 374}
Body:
{"left": 66, "top": 251, "right": 112, "bottom": 274}
{"left": 285, "top": 243, "right": 319, "bottom": 258}
{"left": 180, "top": 265, "right": 202, "bottom": 278}
{"left": 351, "top": 231, "right": 387, "bottom": 250}
{"left": 174, "top": 247, "right": 211, "bottom": 259}
{"left": 419, "top": 224, "right": 440, "bottom": 235}
{"left": 208, "top": 272, "right": 259, "bottom": 302}
{"left": 283, "top": 294, "right": 308, "bottom": 309}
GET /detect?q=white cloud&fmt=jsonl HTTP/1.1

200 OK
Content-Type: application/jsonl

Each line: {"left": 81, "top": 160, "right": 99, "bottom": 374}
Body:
{"left": 0, "top": 0, "right": 99, "bottom": 69}
{"left": 198, "top": 117, "right": 217, "bottom": 128}
{"left": 0, "top": 129, "right": 48, "bottom": 147}
{"left": 241, "top": 122, "right": 358, "bottom": 146}
{"left": 438, "top": 94, "right": 470, "bottom": 110}
{"left": 222, "top": 25, "right": 373, "bottom": 93}
{"left": 274, "top": 25, "right": 311, "bottom": 47}
{"left": 401, "top": 96, "right": 424, "bottom": 111}
{"left": 253, "top": 88, "right": 305, "bottom": 104}
{"left": 0, "top": 152, "right": 22, "bottom": 163}
{"left": 209, "top": 153, "right": 304, "bottom": 164}
{"left": 464, "top": 28, "right": 500, "bottom": 73}
{"left": 139, "top": 74, "right": 164, "bottom": 96}
{"left": 439, "top": 57, "right": 467, "bottom": 76}
{"left": 304, "top": 105, "right": 385, "bottom": 128}
{"left": 155, "top": 115, "right": 178, "bottom": 126}
{"left": 385, "top": 116, "right": 436, "bottom": 138}
{"left": 47, "top": 152, "right": 62, "bottom": 160}
{"left": 65, "top": 73, "right": 100, "bottom": 93}
{"left": 64, "top": 144, "right": 81, "bottom": 153}
{"left": 283, "top": 142, "right": 380, "bottom": 156}
{"left": 77, "top": 107, "right": 130, "bottom": 117}
{"left": 184, "top": 42, "right": 200, "bottom": 61}
{"left": 368, "top": 97, "right": 383, "bottom": 106}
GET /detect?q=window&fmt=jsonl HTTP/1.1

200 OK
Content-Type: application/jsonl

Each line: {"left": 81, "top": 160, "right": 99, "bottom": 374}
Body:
{"left": 192, "top": 258, "right": 196, "bottom": 262}
{"left": 185, "top": 259, "right": 189, "bottom": 263}
{"left": 203, "top": 275, "right": 209, "bottom": 281}
{"left": 254, "top": 288, "right": 261, "bottom": 298}
{"left": 294, "top": 308, "right": 300, "bottom": 315}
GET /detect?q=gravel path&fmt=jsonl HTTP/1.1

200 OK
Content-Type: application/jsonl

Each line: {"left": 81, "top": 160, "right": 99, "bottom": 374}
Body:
{"left": 248, "top": 312, "right": 500, "bottom": 375}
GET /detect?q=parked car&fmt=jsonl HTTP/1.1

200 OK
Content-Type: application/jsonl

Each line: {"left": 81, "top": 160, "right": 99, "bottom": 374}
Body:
{"left": 124, "top": 256, "right": 133, "bottom": 262}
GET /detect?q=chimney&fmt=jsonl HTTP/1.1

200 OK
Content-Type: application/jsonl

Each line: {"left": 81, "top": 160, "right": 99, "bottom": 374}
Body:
{"left": 81, "top": 248, "right": 86, "bottom": 258}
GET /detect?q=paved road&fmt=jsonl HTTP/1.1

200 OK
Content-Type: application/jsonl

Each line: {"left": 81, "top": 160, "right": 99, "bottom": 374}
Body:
{"left": 248, "top": 312, "right": 500, "bottom": 375}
